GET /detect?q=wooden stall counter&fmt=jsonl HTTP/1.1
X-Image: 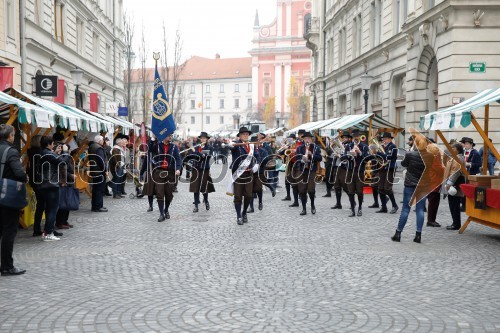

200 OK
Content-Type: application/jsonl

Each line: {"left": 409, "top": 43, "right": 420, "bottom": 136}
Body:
{"left": 459, "top": 184, "right": 500, "bottom": 234}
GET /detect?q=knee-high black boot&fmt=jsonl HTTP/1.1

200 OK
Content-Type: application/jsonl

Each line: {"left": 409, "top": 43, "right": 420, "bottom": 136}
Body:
{"left": 286, "top": 182, "right": 291, "bottom": 198}
{"left": 332, "top": 189, "right": 342, "bottom": 209}
{"left": 357, "top": 193, "right": 363, "bottom": 209}
{"left": 300, "top": 195, "right": 307, "bottom": 215}
{"left": 292, "top": 187, "right": 299, "bottom": 204}
{"left": 309, "top": 192, "right": 316, "bottom": 214}
{"left": 148, "top": 196, "right": 154, "bottom": 210}
{"left": 348, "top": 194, "right": 356, "bottom": 217}
{"left": 234, "top": 203, "right": 242, "bottom": 218}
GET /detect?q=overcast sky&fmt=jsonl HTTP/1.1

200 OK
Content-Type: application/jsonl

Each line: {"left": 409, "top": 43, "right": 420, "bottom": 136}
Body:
{"left": 123, "top": 0, "right": 277, "bottom": 68}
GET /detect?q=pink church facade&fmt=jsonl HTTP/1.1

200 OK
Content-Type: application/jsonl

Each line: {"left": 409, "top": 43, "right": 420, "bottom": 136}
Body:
{"left": 250, "top": 0, "right": 312, "bottom": 128}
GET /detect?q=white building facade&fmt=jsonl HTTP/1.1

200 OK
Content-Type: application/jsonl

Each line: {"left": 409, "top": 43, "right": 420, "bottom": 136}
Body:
{"left": 128, "top": 56, "right": 253, "bottom": 137}
{"left": 306, "top": 0, "right": 500, "bottom": 147}
{"left": 22, "top": 0, "right": 125, "bottom": 111}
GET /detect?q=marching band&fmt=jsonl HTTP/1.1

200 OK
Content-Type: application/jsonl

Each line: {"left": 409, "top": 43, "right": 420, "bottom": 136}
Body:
{"left": 136, "top": 127, "right": 406, "bottom": 225}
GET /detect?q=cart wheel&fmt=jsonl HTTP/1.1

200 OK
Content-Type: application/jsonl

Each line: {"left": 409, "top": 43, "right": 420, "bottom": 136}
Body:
{"left": 129, "top": 193, "right": 135, "bottom": 199}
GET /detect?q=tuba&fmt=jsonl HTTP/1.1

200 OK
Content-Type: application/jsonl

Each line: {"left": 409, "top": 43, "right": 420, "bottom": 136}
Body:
{"left": 330, "top": 135, "right": 345, "bottom": 157}
{"left": 371, "top": 138, "right": 386, "bottom": 154}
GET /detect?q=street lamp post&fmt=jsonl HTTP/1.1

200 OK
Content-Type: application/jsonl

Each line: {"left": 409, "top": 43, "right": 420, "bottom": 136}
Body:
{"left": 70, "top": 68, "right": 84, "bottom": 109}
{"left": 360, "top": 72, "right": 374, "bottom": 115}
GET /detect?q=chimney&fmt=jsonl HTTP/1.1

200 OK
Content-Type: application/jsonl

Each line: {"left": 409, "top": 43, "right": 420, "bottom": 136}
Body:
{"left": 215, "top": 53, "right": 221, "bottom": 59}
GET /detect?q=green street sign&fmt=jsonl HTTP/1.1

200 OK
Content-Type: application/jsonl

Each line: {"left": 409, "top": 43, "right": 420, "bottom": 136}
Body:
{"left": 470, "top": 62, "right": 486, "bottom": 73}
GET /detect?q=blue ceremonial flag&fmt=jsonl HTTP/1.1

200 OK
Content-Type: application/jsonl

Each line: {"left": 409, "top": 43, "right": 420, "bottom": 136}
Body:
{"left": 151, "top": 56, "right": 176, "bottom": 141}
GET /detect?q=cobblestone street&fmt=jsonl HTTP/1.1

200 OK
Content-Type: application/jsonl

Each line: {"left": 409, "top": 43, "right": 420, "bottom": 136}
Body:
{"left": 1, "top": 166, "right": 500, "bottom": 332}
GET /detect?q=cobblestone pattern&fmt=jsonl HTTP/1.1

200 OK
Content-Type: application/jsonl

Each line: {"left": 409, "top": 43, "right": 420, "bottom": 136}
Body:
{"left": 1, "top": 166, "right": 500, "bottom": 332}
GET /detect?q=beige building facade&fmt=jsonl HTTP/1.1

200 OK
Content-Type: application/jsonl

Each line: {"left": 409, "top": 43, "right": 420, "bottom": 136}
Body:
{"left": 306, "top": 0, "right": 500, "bottom": 147}
{"left": 0, "top": 0, "right": 21, "bottom": 89}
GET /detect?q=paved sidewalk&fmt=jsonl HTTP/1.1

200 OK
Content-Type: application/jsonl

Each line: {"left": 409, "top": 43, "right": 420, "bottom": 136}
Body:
{"left": 1, "top": 165, "right": 499, "bottom": 332}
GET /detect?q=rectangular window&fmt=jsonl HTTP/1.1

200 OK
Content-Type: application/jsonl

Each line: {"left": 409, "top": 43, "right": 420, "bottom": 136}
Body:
{"left": 206, "top": 116, "right": 210, "bottom": 124}
{"left": 76, "top": 17, "right": 84, "bottom": 54}
{"left": 352, "top": 19, "right": 358, "bottom": 58}
{"left": 377, "top": 0, "right": 382, "bottom": 44}
{"left": 220, "top": 84, "right": 224, "bottom": 93}
{"left": 190, "top": 85, "right": 195, "bottom": 94}
{"left": 235, "top": 84, "right": 239, "bottom": 92}
{"left": 248, "top": 83, "right": 252, "bottom": 92}
{"left": 264, "top": 83, "right": 270, "bottom": 97}
{"left": 220, "top": 99, "right": 224, "bottom": 109}
{"left": 106, "top": 44, "right": 111, "bottom": 71}
{"left": 205, "top": 85, "right": 210, "bottom": 93}
{"left": 190, "top": 100, "right": 195, "bottom": 109}
{"left": 357, "top": 15, "right": 362, "bottom": 56}
{"left": 371, "top": 2, "right": 377, "bottom": 47}
{"left": 6, "top": 0, "right": 14, "bottom": 38}
{"left": 205, "top": 99, "right": 211, "bottom": 109}
{"left": 220, "top": 116, "right": 224, "bottom": 124}
{"left": 247, "top": 98, "right": 252, "bottom": 109}
{"left": 234, "top": 99, "right": 239, "bottom": 108}
{"left": 191, "top": 116, "right": 195, "bottom": 124}
{"left": 93, "top": 33, "right": 100, "bottom": 64}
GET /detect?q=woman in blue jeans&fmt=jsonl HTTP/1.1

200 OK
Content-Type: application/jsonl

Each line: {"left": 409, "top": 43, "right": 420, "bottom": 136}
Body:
{"left": 392, "top": 135, "right": 436, "bottom": 243}
{"left": 36, "top": 136, "right": 67, "bottom": 241}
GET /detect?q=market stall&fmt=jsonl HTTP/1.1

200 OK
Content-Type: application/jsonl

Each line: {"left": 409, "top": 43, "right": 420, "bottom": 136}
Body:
{"left": 420, "top": 88, "right": 500, "bottom": 234}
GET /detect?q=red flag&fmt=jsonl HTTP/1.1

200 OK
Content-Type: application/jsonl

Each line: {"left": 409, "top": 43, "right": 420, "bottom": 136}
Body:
{"left": 0, "top": 67, "right": 13, "bottom": 90}
{"left": 89, "top": 93, "right": 99, "bottom": 112}
{"left": 53, "top": 79, "right": 65, "bottom": 103}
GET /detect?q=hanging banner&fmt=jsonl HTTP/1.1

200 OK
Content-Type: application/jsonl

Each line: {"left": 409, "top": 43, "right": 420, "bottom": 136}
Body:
{"left": 0, "top": 67, "right": 14, "bottom": 90}
{"left": 89, "top": 93, "right": 99, "bottom": 112}
{"left": 118, "top": 106, "right": 128, "bottom": 117}
{"left": 106, "top": 102, "right": 118, "bottom": 114}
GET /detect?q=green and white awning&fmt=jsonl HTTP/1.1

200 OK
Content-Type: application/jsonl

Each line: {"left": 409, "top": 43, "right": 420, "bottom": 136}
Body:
{"left": 0, "top": 90, "right": 56, "bottom": 128}
{"left": 420, "top": 88, "right": 500, "bottom": 130}
{"left": 319, "top": 114, "right": 400, "bottom": 137}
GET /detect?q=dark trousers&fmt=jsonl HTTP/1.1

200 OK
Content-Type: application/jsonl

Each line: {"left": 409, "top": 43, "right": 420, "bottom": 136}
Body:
{"left": 427, "top": 191, "right": 441, "bottom": 223}
{"left": 0, "top": 207, "right": 20, "bottom": 271}
{"left": 448, "top": 195, "right": 462, "bottom": 228}
{"left": 91, "top": 174, "right": 106, "bottom": 210}
{"left": 56, "top": 209, "right": 70, "bottom": 226}
{"left": 36, "top": 188, "right": 60, "bottom": 234}
{"left": 111, "top": 172, "right": 123, "bottom": 195}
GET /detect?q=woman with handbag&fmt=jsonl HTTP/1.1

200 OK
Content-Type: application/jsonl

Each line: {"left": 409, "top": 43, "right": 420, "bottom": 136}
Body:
{"left": 443, "top": 143, "right": 466, "bottom": 230}
{"left": 0, "top": 124, "right": 28, "bottom": 276}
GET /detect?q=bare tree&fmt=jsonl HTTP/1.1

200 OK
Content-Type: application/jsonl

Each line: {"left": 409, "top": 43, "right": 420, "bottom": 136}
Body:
{"left": 160, "top": 23, "right": 186, "bottom": 125}
{"left": 123, "top": 11, "right": 135, "bottom": 122}
{"left": 138, "top": 24, "right": 150, "bottom": 124}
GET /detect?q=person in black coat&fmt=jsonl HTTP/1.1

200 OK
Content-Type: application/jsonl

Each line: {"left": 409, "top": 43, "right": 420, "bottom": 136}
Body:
{"left": 227, "top": 127, "right": 261, "bottom": 225}
{"left": 392, "top": 135, "right": 435, "bottom": 243}
{"left": 341, "top": 130, "right": 369, "bottom": 217}
{"left": 294, "top": 132, "right": 322, "bottom": 215}
{"left": 0, "top": 125, "right": 28, "bottom": 275}
{"left": 187, "top": 132, "right": 215, "bottom": 212}
{"left": 88, "top": 135, "right": 108, "bottom": 213}
{"left": 150, "top": 134, "right": 182, "bottom": 222}
{"left": 35, "top": 136, "right": 68, "bottom": 241}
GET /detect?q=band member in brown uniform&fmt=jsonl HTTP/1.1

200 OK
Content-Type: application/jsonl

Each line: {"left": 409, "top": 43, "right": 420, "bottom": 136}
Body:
{"left": 188, "top": 132, "right": 215, "bottom": 213}
{"left": 285, "top": 129, "right": 305, "bottom": 207}
{"left": 227, "top": 127, "right": 261, "bottom": 225}
{"left": 376, "top": 132, "right": 399, "bottom": 214}
{"left": 281, "top": 133, "right": 296, "bottom": 201}
{"left": 294, "top": 132, "right": 322, "bottom": 215}
{"left": 151, "top": 134, "right": 182, "bottom": 222}
{"left": 331, "top": 133, "right": 351, "bottom": 209}
{"left": 342, "top": 130, "right": 369, "bottom": 217}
